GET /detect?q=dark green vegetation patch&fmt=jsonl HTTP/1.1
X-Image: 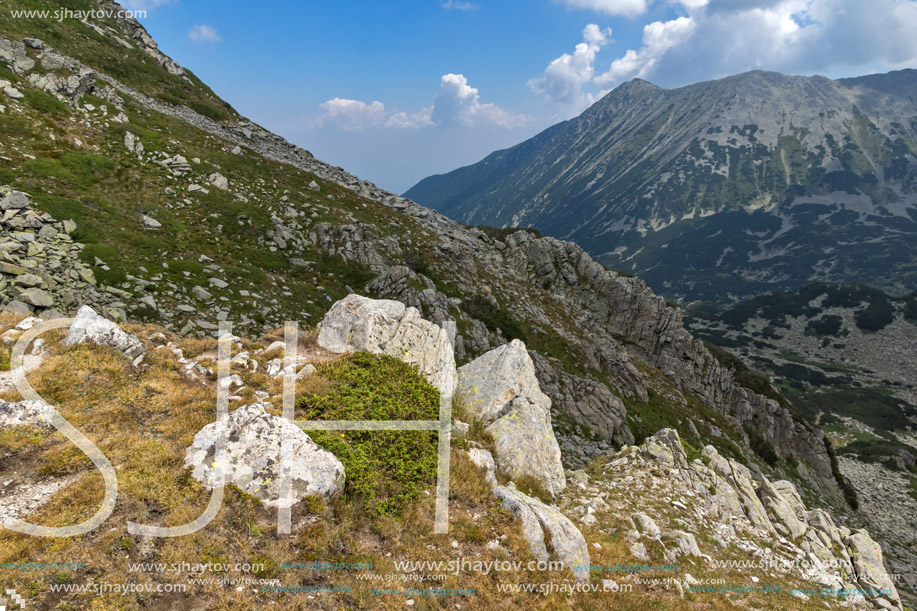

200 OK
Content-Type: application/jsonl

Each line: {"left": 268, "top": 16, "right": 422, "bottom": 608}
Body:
{"left": 298, "top": 353, "right": 440, "bottom": 517}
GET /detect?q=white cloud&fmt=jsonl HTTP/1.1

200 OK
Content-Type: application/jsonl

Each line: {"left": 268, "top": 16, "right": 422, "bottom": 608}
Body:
{"left": 316, "top": 74, "right": 525, "bottom": 131}
{"left": 528, "top": 24, "right": 612, "bottom": 115}
{"left": 315, "top": 99, "right": 389, "bottom": 130}
{"left": 188, "top": 24, "right": 221, "bottom": 43}
{"left": 590, "top": 0, "right": 917, "bottom": 90}
{"left": 595, "top": 16, "right": 694, "bottom": 86}
{"left": 314, "top": 98, "right": 433, "bottom": 130}
{"left": 442, "top": 0, "right": 477, "bottom": 10}
{"left": 558, "top": 0, "right": 650, "bottom": 17}
{"left": 432, "top": 74, "right": 527, "bottom": 128}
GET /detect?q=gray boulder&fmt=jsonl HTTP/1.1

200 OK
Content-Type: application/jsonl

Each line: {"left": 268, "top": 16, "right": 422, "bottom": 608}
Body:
{"left": 844, "top": 530, "right": 901, "bottom": 608}
{"left": 208, "top": 172, "right": 228, "bottom": 190}
{"left": 0, "top": 399, "right": 54, "bottom": 428}
{"left": 457, "top": 340, "right": 565, "bottom": 495}
{"left": 493, "top": 483, "right": 589, "bottom": 583}
{"left": 639, "top": 428, "right": 688, "bottom": 468}
{"left": 317, "top": 294, "right": 456, "bottom": 403}
{"left": 844, "top": 530, "right": 902, "bottom": 609}
{"left": 632, "top": 512, "right": 661, "bottom": 538}
{"left": 185, "top": 403, "right": 344, "bottom": 507}
{"left": 660, "top": 530, "right": 707, "bottom": 562}
{"left": 466, "top": 447, "right": 498, "bottom": 487}
{"left": 1, "top": 190, "right": 30, "bottom": 210}
{"left": 18, "top": 288, "right": 53, "bottom": 308}
{"left": 64, "top": 305, "right": 145, "bottom": 359}
{"left": 141, "top": 214, "right": 161, "bottom": 229}
{"left": 701, "top": 444, "right": 774, "bottom": 533}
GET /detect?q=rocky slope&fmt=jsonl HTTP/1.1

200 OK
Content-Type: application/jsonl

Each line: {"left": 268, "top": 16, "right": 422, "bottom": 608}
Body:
{"left": 0, "top": 302, "right": 905, "bottom": 610}
{"left": 686, "top": 284, "right": 917, "bottom": 596}
{"left": 405, "top": 70, "right": 917, "bottom": 303}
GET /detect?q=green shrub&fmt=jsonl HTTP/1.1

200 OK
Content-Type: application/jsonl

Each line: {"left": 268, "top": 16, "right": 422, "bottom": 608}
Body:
{"left": 187, "top": 100, "right": 232, "bottom": 122}
{"left": 317, "top": 252, "right": 376, "bottom": 291}
{"left": 824, "top": 437, "right": 859, "bottom": 510}
{"left": 514, "top": 474, "right": 553, "bottom": 504}
{"left": 681, "top": 439, "right": 702, "bottom": 463}
{"left": 463, "top": 294, "right": 527, "bottom": 342}
{"left": 805, "top": 314, "right": 844, "bottom": 337}
{"left": 298, "top": 353, "right": 440, "bottom": 517}
{"left": 21, "top": 89, "right": 69, "bottom": 115}
{"left": 473, "top": 225, "right": 542, "bottom": 241}
{"left": 854, "top": 298, "right": 895, "bottom": 332}
{"left": 745, "top": 426, "right": 779, "bottom": 466}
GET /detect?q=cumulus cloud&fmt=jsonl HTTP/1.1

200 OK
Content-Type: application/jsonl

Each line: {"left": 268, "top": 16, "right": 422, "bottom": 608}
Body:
{"left": 558, "top": 0, "right": 650, "bottom": 17}
{"left": 528, "top": 24, "right": 612, "bottom": 115}
{"left": 431, "top": 74, "right": 525, "bottom": 128}
{"left": 594, "top": 17, "right": 694, "bottom": 86}
{"left": 591, "top": 0, "right": 917, "bottom": 90}
{"left": 315, "top": 99, "right": 389, "bottom": 130}
{"left": 315, "top": 75, "right": 523, "bottom": 131}
{"left": 188, "top": 24, "right": 221, "bottom": 43}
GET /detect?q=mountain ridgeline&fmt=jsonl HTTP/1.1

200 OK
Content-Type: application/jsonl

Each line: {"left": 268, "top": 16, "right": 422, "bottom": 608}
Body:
{"left": 405, "top": 70, "right": 917, "bottom": 303}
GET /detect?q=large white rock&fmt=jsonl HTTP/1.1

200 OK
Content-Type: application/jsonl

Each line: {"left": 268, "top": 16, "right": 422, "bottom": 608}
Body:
{"left": 185, "top": 403, "right": 344, "bottom": 507}
{"left": 493, "top": 483, "right": 589, "bottom": 583}
{"left": 64, "top": 305, "right": 145, "bottom": 359}
{"left": 457, "top": 340, "right": 565, "bottom": 495}
{"left": 317, "top": 294, "right": 456, "bottom": 403}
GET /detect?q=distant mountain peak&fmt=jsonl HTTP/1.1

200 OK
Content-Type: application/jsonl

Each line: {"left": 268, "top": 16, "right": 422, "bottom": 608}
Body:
{"left": 405, "top": 68, "right": 917, "bottom": 303}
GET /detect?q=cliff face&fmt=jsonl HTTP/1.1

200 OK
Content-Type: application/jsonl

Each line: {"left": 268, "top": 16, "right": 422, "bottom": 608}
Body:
{"left": 496, "top": 233, "right": 836, "bottom": 488}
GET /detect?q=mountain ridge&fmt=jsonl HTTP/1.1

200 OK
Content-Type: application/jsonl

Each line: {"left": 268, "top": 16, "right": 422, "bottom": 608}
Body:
{"left": 405, "top": 68, "right": 917, "bottom": 302}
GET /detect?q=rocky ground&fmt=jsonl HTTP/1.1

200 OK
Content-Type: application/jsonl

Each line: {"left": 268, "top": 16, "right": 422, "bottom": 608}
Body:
{"left": 687, "top": 287, "right": 917, "bottom": 606}
{"left": 0, "top": 302, "right": 906, "bottom": 610}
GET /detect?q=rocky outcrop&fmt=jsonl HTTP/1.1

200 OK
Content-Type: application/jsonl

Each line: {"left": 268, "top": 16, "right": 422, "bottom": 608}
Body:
{"left": 0, "top": 38, "right": 35, "bottom": 73}
{"left": 493, "top": 482, "right": 589, "bottom": 584}
{"left": 845, "top": 530, "right": 903, "bottom": 610}
{"left": 317, "top": 294, "right": 457, "bottom": 403}
{"left": 64, "top": 306, "right": 145, "bottom": 360}
{"left": 367, "top": 265, "right": 456, "bottom": 328}
{"left": 610, "top": 429, "right": 902, "bottom": 609}
{"left": 457, "top": 340, "right": 565, "bottom": 495}
{"left": 97, "top": 0, "right": 184, "bottom": 76}
{"left": 185, "top": 403, "right": 345, "bottom": 507}
{"left": 531, "top": 351, "right": 633, "bottom": 448}
{"left": 500, "top": 232, "right": 837, "bottom": 495}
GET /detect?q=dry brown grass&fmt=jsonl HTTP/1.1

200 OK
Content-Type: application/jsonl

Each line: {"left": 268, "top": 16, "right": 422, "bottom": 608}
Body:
{"left": 0, "top": 320, "right": 855, "bottom": 610}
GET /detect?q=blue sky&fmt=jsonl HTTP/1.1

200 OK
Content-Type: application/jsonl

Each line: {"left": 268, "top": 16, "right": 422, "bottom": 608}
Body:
{"left": 129, "top": 0, "right": 917, "bottom": 193}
